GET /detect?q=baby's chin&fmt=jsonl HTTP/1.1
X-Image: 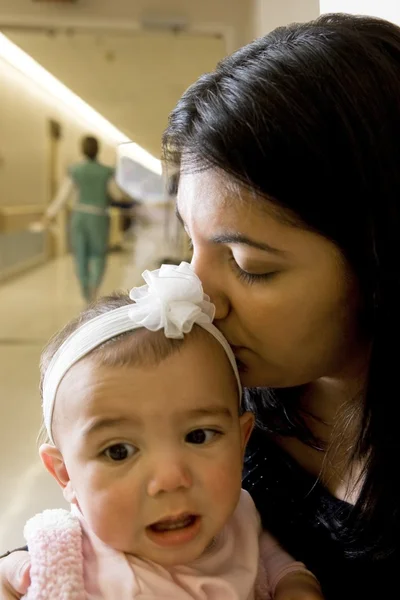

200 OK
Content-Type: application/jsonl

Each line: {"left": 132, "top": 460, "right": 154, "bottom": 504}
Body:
{"left": 131, "top": 544, "right": 210, "bottom": 568}
{"left": 123, "top": 533, "right": 214, "bottom": 567}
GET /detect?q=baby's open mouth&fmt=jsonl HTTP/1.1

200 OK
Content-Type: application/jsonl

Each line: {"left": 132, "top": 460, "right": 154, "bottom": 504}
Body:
{"left": 146, "top": 513, "right": 201, "bottom": 547}
{"left": 149, "top": 513, "right": 197, "bottom": 532}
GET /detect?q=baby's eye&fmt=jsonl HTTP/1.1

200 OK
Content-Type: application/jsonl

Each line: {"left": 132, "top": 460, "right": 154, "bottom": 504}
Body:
{"left": 186, "top": 429, "right": 220, "bottom": 445}
{"left": 104, "top": 443, "right": 137, "bottom": 462}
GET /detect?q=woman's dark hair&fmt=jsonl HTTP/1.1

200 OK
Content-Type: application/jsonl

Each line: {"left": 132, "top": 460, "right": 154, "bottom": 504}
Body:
{"left": 82, "top": 135, "right": 99, "bottom": 160}
{"left": 162, "top": 13, "right": 400, "bottom": 557}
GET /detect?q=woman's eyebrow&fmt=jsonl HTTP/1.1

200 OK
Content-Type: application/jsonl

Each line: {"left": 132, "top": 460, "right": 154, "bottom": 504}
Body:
{"left": 210, "top": 232, "right": 287, "bottom": 255}
{"left": 176, "top": 204, "right": 287, "bottom": 255}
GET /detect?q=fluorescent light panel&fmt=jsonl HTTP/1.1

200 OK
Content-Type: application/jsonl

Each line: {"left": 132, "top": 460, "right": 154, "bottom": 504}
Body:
{"left": 0, "top": 32, "right": 162, "bottom": 175}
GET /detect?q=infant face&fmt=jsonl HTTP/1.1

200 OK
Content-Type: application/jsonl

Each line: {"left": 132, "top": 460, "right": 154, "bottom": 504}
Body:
{"left": 42, "top": 332, "right": 253, "bottom": 566}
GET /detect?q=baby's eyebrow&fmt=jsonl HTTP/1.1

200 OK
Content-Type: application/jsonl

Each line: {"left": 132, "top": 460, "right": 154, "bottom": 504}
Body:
{"left": 81, "top": 407, "right": 233, "bottom": 439}
{"left": 82, "top": 416, "right": 138, "bottom": 438}
{"left": 183, "top": 407, "right": 233, "bottom": 419}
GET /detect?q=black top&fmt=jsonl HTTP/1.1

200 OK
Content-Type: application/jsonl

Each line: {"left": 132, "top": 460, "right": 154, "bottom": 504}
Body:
{"left": 243, "top": 428, "right": 396, "bottom": 600}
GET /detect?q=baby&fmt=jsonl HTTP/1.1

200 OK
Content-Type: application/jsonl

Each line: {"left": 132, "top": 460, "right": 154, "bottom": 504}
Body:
{"left": 24, "top": 262, "right": 323, "bottom": 599}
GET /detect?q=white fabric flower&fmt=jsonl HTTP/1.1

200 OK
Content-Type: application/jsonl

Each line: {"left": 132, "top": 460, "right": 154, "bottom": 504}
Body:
{"left": 128, "top": 262, "right": 215, "bottom": 339}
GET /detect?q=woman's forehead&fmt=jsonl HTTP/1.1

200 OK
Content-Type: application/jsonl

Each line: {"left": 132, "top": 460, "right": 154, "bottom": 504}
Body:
{"left": 177, "top": 170, "right": 260, "bottom": 226}
{"left": 176, "top": 169, "right": 302, "bottom": 230}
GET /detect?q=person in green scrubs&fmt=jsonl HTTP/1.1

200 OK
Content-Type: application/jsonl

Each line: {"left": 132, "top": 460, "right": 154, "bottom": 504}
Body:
{"left": 44, "top": 136, "right": 115, "bottom": 302}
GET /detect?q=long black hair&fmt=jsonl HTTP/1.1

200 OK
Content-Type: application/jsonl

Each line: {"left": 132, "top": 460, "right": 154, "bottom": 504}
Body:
{"left": 162, "top": 13, "right": 400, "bottom": 557}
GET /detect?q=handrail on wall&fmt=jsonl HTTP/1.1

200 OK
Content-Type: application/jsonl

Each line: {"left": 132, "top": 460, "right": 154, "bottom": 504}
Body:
{"left": 0, "top": 203, "right": 45, "bottom": 233}
{"left": 0, "top": 203, "right": 126, "bottom": 252}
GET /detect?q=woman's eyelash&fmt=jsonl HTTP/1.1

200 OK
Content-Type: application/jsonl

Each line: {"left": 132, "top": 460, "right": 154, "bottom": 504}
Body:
{"left": 185, "top": 238, "right": 274, "bottom": 284}
{"left": 230, "top": 258, "right": 276, "bottom": 284}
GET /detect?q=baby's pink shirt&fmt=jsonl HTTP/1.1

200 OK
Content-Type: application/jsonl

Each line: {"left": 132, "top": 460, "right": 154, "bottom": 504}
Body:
{"left": 24, "top": 490, "right": 307, "bottom": 599}
{"left": 80, "top": 490, "right": 305, "bottom": 599}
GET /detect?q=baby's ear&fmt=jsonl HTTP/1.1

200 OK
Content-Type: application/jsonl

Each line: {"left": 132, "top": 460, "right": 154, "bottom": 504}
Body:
{"left": 39, "top": 444, "right": 77, "bottom": 504}
{"left": 239, "top": 411, "right": 255, "bottom": 454}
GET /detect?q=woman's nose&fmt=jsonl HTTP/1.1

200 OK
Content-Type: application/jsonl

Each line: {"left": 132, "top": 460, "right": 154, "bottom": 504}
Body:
{"left": 191, "top": 253, "right": 230, "bottom": 321}
{"left": 146, "top": 454, "right": 193, "bottom": 497}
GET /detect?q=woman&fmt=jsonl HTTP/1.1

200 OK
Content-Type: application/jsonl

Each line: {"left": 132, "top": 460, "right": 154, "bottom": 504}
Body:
{"left": 2, "top": 13, "right": 400, "bottom": 599}
{"left": 43, "top": 135, "right": 115, "bottom": 302}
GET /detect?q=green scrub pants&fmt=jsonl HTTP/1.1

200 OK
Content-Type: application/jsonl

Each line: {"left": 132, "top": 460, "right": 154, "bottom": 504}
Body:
{"left": 70, "top": 211, "right": 110, "bottom": 301}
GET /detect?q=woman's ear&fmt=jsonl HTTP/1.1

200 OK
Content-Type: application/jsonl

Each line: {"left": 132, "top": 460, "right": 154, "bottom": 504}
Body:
{"left": 239, "top": 411, "right": 255, "bottom": 455}
{"left": 39, "top": 444, "right": 77, "bottom": 504}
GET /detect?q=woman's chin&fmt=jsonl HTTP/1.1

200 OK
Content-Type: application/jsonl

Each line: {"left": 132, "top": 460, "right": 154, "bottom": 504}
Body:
{"left": 237, "top": 358, "right": 271, "bottom": 388}
{"left": 236, "top": 354, "right": 287, "bottom": 389}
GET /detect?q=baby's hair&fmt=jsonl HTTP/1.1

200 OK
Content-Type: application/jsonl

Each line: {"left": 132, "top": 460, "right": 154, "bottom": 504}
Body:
{"left": 38, "top": 291, "right": 213, "bottom": 445}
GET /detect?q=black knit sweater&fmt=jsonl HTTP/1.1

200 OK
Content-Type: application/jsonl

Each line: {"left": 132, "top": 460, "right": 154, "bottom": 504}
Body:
{"left": 243, "top": 428, "right": 396, "bottom": 600}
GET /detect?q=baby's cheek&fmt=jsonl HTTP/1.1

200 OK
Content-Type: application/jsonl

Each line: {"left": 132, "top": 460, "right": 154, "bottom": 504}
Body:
{"left": 203, "top": 455, "right": 243, "bottom": 505}
{"left": 80, "top": 476, "right": 136, "bottom": 539}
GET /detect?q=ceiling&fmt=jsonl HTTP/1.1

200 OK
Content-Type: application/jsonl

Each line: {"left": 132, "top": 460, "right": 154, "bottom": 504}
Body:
{"left": 1, "top": 0, "right": 252, "bottom": 158}
{"left": 6, "top": 29, "right": 226, "bottom": 158}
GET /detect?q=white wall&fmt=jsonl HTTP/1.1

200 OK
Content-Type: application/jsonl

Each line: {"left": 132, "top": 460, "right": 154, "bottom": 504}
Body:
{"left": 0, "top": 54, "right": 117, "bottom": 209}
{"left": 251, "top": 0, "right": 320, "bottom": 39}
{"left": 320, "top": 0, "right": 400, "bottom": 25}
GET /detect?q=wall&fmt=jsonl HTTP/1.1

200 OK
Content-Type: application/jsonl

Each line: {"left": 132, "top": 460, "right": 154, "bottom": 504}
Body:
{"left": 0, "top": 50, "right": 118, "bottom": 279}
{"left": 250, "top": 0, "right": 320, "bottom": 40}
{"left": 0, "top": 0, "right": 250, "bottom": 162}
{"left": 320, "top": 0, "right": 400, "bottom": 24}
{"left": 0, "top": 0, "right": 252, "bottom": 51}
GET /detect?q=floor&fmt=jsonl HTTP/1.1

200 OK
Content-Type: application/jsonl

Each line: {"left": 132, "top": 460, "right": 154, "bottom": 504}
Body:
{"left": 0, "top": 208, "right": 185, "bottom": 551}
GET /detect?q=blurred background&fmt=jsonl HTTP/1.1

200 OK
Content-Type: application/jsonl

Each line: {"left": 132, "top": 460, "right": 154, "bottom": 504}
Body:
{"left": 0, "top": 0, "right": 397, "bottom": 550}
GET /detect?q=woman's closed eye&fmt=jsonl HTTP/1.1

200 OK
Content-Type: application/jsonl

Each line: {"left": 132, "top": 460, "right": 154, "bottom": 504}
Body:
{"left": 103, "top": 443, "right": 137, "bottom": 462}
{"left": 229, "top": 255, "right": 278, "bottom": 285}
{"left": 185, "top": 428, "right": 222, "bottom": 445}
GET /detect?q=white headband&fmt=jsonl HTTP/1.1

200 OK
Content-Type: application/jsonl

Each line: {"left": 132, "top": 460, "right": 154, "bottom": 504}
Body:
{"left": 43, "top": 262, "right": 242, "bottom": 444}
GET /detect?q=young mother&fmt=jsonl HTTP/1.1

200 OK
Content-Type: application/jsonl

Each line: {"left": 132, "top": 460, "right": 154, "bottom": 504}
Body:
{"left": 2, "top": 13, "right": 399, "bottom": 600}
